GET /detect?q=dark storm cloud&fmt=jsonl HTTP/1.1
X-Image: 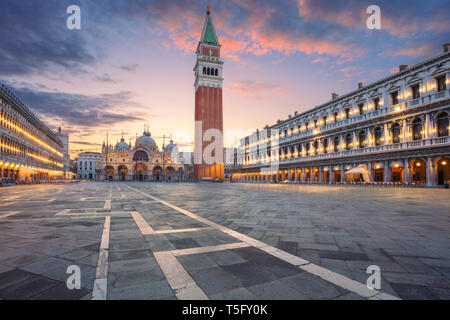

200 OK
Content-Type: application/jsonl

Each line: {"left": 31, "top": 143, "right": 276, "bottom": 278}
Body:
{"left": 0, "top": 1, "right": 97, "bottom": 76}
{"left": 3, "top": 82, "right": 146, "bottom": 127}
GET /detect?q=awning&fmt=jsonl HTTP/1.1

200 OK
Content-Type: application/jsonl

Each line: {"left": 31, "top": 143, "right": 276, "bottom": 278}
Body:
{"left": 345, "top": 165, "right": 371, "bottom": 182}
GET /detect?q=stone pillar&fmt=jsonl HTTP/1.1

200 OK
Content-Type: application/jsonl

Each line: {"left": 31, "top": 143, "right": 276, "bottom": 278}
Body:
{"left": 425, "top": 113, "right": 430, "bottom": 140}
{"left": 404, "top": 159, "right": 410, "bottom": 184}
{"left": 384, "top": 160, "right": 391, "bottom": 182}
{"left": 302, "top": 169, "right": 307, "bottom": 182}
{"left": 287, "top": 170, "right": 291, "bottom": 183}
{"left": 426, "top": 157, "right": 435, "bottom": 186}
{"left": 331, "top": 168, "right": 335, "bottom": 183}
{"left": 294, "top": 168, "right": 298, "bottom": 183}
{"left": 353, "top": 131, "right": 358, "bottom": 150}
{"left": 340, "top": 165, "right": 345, "bottom": 183}
{"left": 402, "top": 120, "right": 407, "bottom": 143}
{"left": 367, "top": 162, "right": 373, "bottom": 183}
{"left": 384, "top": 123, "right": 389, "bottom": 145}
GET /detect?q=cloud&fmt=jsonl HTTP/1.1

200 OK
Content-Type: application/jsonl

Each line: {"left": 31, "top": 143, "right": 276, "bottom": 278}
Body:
{"left": 94, "top": 73, "right": 117, "bottom": 83}
{"left": 1, "top": 81, "right": 147, "bottom": 128}
{"left": 119, "top": 64, "right": 140, "bottom": 72}
{"left": 0, "top": 1, "right": 97, "bottom": 76}
{"left": 228, "top": 80, "right": 287, "bottom": 99}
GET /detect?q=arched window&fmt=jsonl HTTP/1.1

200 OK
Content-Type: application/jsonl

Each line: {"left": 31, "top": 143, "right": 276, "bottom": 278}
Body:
{"left": 345, "top": 133, "right": 352, "bottom": 150}
{"left": 313, "top": 140, "right": 318, "bottom": 154}
{"left": 412, "top": 118, "right": 422, "bottom": 141}
{"left": 374, "top": 127, "right": 382, "bottom": 146}
{"left": 202, "top": 67, "right": 206, "bottom": 75}
{"left": 334, "top": 136, "right": 340, "bottom": 152}
{"left": 392, "top": 123, "right": 401, "bottom": 144}
{"left": 323, "top": 138, "right": 328, "bottom": 154}
{"left": 437, "top": 112, "right": 449, "bottom": 137}
{"left": 215, "top": 69, "right": 218, "bottom": 76}
{"left": 133, "top": 150, "right": 149, "bottom": 162}
{"left": 358, "top": 131, "right": 366, "bottom": 148}
{"left": 207, "top": 68, "right": 210, "bottom": 75}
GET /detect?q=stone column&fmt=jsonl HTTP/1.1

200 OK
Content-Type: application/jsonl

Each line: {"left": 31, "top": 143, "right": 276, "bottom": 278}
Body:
{"left": 384, "top": 123, "right": 389, "bottom": 145}
{"left": 331, "top": 168, "right": 335, "bottom": 183}
{"left": 426, "top": 157, "right": 435, "bottom": 186}
{"left": 302, "top": 168, "right": 307, "bottom": 183}
{"left": 404, "top": 159, "right": 410, "bottom": 183}
{"left": 340, "top": 165, "right": 345, "bottom": 183}
{"left": 353, "top": 131, "right": 358, "bottom": 150}
{"left": 319, "top": 167, "right": 324, "bottom": 183}
{"left": 425, "top": 113, "right": 430, "bottom": 140}
{"left": 384, "top": 160, "right": 391, "bottom": 182}
{"left": 294, "top": 168, "right": 298, "bottom": 183}
{"left": 367, "top": 162, "right": 373, "bottom": 183}
{"left": 402, "top": 119, "right": 407, "bottom": 143}
{"left": 287, "top": 170, "right": 291, "bottom": 183}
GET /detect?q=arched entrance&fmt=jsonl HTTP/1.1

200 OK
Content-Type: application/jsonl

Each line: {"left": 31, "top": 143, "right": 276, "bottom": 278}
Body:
{"left": 166, "top": 166, "right": 175, "bottom": 181}
{"left": 436, "top": 112, "right": 449, "bottom": 137}
{"left": 118, "top": 165, "right": 127, "bottom": 181}
{"left": 411, "top": 159, "right": 426, "bottom": 184}
{"left": 105, "top": 166, "right": 114, "bottom": 181}
{"left": 436, "top": 158, "right": 449, "bottom": 185}
{"left": 374, "top": 164, "right": 384, "bottom": 182}
{"left": 135, "top": 163, "right": 147, "bottom": 181}
{"left": 153, "top": 166, "right": 162, "bottom": 181}
{"left": 391, "top": 163, "right": 403, "bottom": 183}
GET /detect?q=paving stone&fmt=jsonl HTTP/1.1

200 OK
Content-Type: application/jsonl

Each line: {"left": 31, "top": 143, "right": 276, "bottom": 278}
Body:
{"left": 247, "top": 280, "right": 309, "bottom": 300}
{"left": 109, "top": 266, "right": 165, "bottom": 288}
{"left": 390, "top": 283, "right": 440, "bottom": 300}
{"left": 177, "top": 253, "right": 218, "bottom": 271}
{"left": 109, "top": 249, "right": 154, "bottom": 262}
{"left": 279, "top": 273, "right": 346, "bottom": 299}
{"left": 107, "top": 280, "right": 174, "bottom": 300}
{"left": 210, "top": 287, "right": 258, "bottom": 300}
{"left": 31, "top": 283, "right": 90, "bottom": 300}
{"left": 0, "top": 276, "right": 59, "bottom": 299}
{"left": 109, "top": 257, "right": 159, "bottom": 273}
{"left": 208, "top": 250, "right": 248, "bottom": 266}
{"left": 189, "top": 266, "right": 243, "bottom": 295}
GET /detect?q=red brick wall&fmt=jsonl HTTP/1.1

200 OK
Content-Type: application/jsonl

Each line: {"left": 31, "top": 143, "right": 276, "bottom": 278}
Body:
{"left": 194, "top": 86, "right": 224, "bottom": 180}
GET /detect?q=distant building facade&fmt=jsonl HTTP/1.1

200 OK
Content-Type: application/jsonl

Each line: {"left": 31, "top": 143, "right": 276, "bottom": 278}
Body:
{"left": 0, "top": 84, "right": 65, "bottom": 182}
{"left": 77, "top": 152, "right": 101, "bottom": 180}
{"left": 234, "top": 47, "right": 450, "bottom": 187}
{"left": 97, "top": 129, "right": 193, "bottom": 181}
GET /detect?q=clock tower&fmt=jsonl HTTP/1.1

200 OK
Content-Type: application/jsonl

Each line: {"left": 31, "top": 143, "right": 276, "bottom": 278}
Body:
{"left": 194, "top": 6, "right": 224, "bottom": 181}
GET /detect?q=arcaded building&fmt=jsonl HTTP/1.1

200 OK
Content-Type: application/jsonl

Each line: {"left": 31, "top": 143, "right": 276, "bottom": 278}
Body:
{"left": 0, "top": 84, "right": 65, "bottom": 181}
{"left": 233, "top": 46, "right": 450, "bottom": 187}
{"left": 98, "top": 128, "right": 193, "bottom": 182}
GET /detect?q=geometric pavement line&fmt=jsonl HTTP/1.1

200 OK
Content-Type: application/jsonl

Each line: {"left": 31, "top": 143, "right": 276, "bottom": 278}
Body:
{"left": 126, "top": 184, "right": 401, "bottom": 300}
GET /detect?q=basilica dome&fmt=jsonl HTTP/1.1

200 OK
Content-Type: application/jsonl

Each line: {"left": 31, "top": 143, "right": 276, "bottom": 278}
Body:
{"left": 136, "top": 129, "right": 157, "bottom": 150}
{"left": 115, "top": 137, "right": 130, "bottom": 152}
{"left": 164, "top": 140, "right": 177, "bottom": 153}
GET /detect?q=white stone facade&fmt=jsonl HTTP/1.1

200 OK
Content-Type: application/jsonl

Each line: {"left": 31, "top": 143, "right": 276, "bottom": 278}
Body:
{"left": 235, "top": 50, "right": 450, "bottom": 187}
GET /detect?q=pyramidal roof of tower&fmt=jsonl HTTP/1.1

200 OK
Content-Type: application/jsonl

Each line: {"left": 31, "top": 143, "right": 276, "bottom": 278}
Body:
{"left": 200, "top": 7, "right": 219, "bottom": 45}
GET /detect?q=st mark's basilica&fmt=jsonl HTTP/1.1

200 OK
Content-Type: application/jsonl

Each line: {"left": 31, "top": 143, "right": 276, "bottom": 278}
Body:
{"left": 98, "top": 127, "right": 193, "bottom": 182}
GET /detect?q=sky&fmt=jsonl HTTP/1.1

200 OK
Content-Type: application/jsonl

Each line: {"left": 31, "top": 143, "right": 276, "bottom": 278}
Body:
{"left": 1, "top": 0, "right": 449, "bottom": 158}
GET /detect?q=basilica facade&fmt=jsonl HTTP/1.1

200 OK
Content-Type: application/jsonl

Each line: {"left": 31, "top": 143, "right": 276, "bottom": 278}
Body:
{"left": 97, "top": 128, "right": 193, "bottom": 182}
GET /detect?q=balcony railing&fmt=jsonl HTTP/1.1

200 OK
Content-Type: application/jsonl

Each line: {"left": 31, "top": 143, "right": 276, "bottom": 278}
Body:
{"left": 240, "top": 136, "right": 449, "bottom": 167}
{"left": 276, "top": 89, "right": 449, "bottom": 144}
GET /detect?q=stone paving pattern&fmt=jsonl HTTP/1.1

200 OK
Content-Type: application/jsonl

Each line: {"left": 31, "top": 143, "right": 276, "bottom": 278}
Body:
{"left": 0, "top": 182, "right": 449, "bottom": 300}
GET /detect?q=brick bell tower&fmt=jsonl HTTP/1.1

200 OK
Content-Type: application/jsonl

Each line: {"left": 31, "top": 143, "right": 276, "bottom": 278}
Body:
{"left": 194, "top": 6, "right": 224, "bottom": 181}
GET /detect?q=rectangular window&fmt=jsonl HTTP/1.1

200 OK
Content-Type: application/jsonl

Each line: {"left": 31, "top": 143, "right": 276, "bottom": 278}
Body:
{"left": 333, "top": 112, "right": 338, "bottom": 122}
{"left": 345, "top": 108, "right": 350, "bottom": 119}
{"left": 390, "top": 91, "right": 398, "bottom": 105}
{"left": 373, "top": 97, "right": 380, "bottom": 111}
{"left": 411, "top": 84, "right": 420, "bottom": 99}
{"left": 314, "top": 119, "right": 317, "bottom": 128}
{"left": 358, "top": 103, "right": 364, "bottom": 115}
{"left": 323, "top": 115, "right": 327, "bottom": 125}
{"left": 436, "top": 75, "right": 446, "bottom": 92}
